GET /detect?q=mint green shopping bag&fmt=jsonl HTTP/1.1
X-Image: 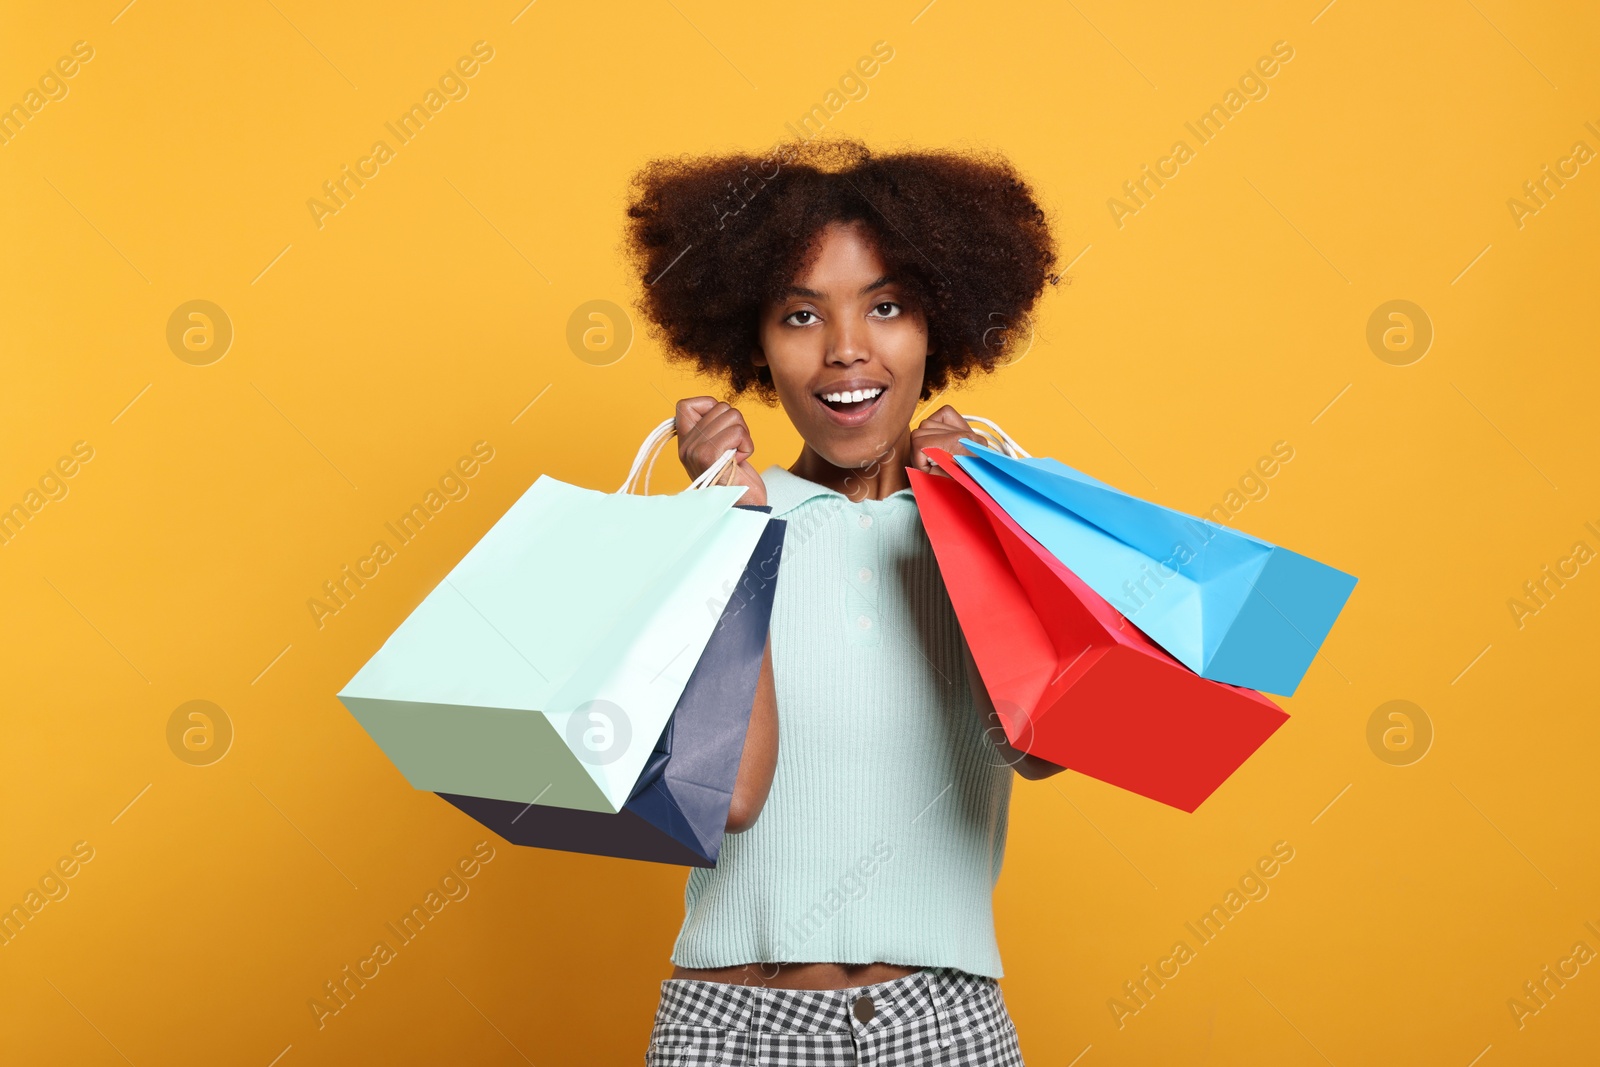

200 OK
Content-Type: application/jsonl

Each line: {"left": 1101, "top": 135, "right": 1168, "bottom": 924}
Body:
{"left": 337, "top": 422, "right": 768, "bottom": 813}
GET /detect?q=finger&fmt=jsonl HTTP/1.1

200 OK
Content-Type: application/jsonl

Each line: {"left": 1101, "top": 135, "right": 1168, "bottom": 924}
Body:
{"left": 733, "top": 456, "right": 763, "bottom": 487}
{"left": 691, "top": 406, "right": 753, "bottom": 453}
{"left": 920, "top": 404, "right": 971, "bottom": 432}
{"left": 678, "top": 401, "right": 731, "bottom": 456}
{"left": 683, "top": 413, "right": 757, "bottom": 486}
{"left": 675, "top": 396, "right": 721, "bottom": 436}
{"left": 912, "top": 433, "right": 970, "bottom": 474}
{"left": 702, "top": 420, "right": 756, "bottom": 463}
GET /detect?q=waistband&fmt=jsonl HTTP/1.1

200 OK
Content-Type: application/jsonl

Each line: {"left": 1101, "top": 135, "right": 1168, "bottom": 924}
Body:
{"left": 653, "top": 966, "right": 1006, "bottom": 1040}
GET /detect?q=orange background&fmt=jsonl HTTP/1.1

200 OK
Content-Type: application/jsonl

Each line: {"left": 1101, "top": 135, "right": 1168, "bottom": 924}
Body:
{"left": 3, "top": 0, "right": 1597, "bottom": 1063}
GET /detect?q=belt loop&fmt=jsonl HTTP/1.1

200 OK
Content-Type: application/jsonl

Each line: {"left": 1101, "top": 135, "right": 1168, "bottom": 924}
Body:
{"left": 922, "top": 970, "right": 952, "bottom": 1047}
{"left": 748, "top": 986, "right": 768, "bottom": 1065}
{"left": 715, "top": 987, "right": 754, "bottom": 1067}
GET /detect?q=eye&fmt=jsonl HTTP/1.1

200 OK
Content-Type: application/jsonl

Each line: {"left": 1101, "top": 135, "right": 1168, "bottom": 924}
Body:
{"left": 868, "top": 301, "right": 902, "bottom": 319}
{"left": 783, "top": 308, "right": 819, "bottom": 326}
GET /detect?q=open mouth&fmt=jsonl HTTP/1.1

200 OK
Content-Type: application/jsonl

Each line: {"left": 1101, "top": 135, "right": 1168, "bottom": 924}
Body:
{"left": 815, "top": 386, "right": 886, "bottom": 424}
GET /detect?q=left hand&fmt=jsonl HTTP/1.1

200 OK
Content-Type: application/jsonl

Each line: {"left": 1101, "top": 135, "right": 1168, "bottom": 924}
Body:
{"left": 909, "top": 404, "right": 982, "bottom": 477}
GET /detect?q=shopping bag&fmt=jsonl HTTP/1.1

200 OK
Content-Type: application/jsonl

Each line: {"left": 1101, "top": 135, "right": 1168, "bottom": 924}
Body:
{"left": 950, "top": 440, "right": 1357, "bottom": 696}
{"left": 336, "top": 424, "right": 769, "bottom": 814}
{"left": 438, "top": 509, "right": 786, "bottom": 866}
{"left": 912, "top": 451, "right": 1286, "bottom": 811}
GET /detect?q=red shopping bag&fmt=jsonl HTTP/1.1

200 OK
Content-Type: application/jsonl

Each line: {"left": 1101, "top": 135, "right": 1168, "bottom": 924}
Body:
{"left": 911, "top": 449, "right": 1288, "bottom": 812}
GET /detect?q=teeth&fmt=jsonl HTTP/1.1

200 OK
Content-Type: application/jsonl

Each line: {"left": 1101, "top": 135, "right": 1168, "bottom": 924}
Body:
{"left": 822, "top": 387, "right": 883, "bottom": 404}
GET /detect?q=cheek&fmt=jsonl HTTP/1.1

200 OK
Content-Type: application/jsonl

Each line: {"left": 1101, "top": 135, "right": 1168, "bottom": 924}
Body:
{"left": 757, "top": 340, "right": 799, "bottom": 394}
{"left": 887, "top": 320, "right": 930, "bottom": 389}
{"left": 759, "top": 326, "right": 818, "bottom": 389}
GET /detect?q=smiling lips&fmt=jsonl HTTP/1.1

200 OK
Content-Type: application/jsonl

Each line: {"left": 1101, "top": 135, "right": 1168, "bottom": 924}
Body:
{"left": 815, "top": 384, "right": 887, "bottom": 426}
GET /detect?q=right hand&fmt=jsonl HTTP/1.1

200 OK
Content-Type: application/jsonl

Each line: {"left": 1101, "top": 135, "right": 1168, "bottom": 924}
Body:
{"left": 676, "top": 397, "right": 767, "bottom": 507}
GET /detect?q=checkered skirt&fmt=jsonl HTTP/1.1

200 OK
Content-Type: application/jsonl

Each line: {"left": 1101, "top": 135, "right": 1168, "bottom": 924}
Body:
{"left": 644, "top": 967, "right": 1025, "bottom": 1065}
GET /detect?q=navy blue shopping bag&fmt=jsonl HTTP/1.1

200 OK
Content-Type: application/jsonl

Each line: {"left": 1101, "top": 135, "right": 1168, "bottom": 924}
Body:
{"left": 438, "top": 508, "right": 785, "bottom": 866}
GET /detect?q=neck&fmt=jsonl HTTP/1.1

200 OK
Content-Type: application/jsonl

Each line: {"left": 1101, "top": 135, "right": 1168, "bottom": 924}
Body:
{"left": 789, "top": 427, "right": 914, "bottom": 502}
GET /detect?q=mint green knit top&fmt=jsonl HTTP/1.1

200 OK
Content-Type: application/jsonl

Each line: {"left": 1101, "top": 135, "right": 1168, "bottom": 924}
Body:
{"left": 670, "top": 465, "right": 1013, "bottom": 978}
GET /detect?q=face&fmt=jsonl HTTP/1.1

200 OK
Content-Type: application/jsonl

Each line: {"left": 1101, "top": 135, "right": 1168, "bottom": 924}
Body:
{"left": 754, "top": 219, "right": 929, "bottom": 469}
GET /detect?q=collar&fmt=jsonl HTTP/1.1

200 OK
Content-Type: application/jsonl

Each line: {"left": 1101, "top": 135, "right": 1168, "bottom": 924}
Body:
{"left": 760, "top": 465, "right": 918, "bottom": 517}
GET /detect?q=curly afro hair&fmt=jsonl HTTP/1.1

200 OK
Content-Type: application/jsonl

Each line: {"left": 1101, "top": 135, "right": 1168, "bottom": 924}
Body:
{"left": 622, "top": 138, "right": 1061, "bottom": 403}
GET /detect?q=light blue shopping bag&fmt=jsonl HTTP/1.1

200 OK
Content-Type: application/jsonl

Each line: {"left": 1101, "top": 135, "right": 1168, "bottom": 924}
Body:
{"left": 338, "top": 425, "right": 769, "bottom": 813}
{"left": 951, "top": 441, "right": 1356, "bottom": 696}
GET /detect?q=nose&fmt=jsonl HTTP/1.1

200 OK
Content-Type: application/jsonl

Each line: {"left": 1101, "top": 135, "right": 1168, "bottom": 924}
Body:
{"left": 826, "top": 314, "right": 870, "bottom": 367}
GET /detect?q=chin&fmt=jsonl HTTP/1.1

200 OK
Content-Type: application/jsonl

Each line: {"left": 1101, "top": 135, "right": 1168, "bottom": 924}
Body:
{"left": 811, "top": 426, "right": 907, "bottom": 472}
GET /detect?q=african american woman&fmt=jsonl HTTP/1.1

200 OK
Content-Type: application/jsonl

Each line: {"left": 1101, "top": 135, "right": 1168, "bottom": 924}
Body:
{"left": 624, "top": 138, "right": 1065, "bottom": 1065}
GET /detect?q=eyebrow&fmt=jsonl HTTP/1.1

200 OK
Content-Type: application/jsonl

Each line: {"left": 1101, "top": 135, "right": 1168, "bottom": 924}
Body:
{"left": 783, "top": 274, "right": 896, "bottom": 299}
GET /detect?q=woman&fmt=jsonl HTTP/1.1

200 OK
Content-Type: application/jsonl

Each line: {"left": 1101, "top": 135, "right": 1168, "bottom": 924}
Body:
{"left": 624, "top": 138, "right": 1063, "bottom": 1064}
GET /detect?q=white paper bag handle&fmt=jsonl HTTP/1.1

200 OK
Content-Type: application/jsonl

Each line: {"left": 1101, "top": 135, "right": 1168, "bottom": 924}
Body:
{"left": 687, "top": 448, "right": 740, "bottom": 491}
{"left": 619, "top": 416, "right": 740, "bottom": 495}
{"left": 619, "top": 417, "right": 674, "bottom": 493}
{"left": 960, "top": 414, "right": 1032, "bottom": 459}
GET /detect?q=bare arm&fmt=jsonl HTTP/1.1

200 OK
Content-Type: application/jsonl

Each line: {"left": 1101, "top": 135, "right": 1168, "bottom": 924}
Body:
{"left": 961, "top": 640, "right": 1068, "bottom": 780}
{"left": 724, "top": 633, "right": 778, "bottom": 832}
{"left": 672, "top": 394, "right": 776, "bottom": 831}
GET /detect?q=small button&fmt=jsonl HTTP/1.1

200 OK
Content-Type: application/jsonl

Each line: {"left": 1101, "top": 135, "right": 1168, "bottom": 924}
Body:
{"left": 858, "top": 514, "right": 873, "bottom": 529}
{"left": 857, "top": 567, "right": 873, "bottom": 583}
{"left": 852, "top": 994, "right": 876, "bottom": 1023}
{"left": 856, "top": 615, "right": 872, "bottom": 630}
